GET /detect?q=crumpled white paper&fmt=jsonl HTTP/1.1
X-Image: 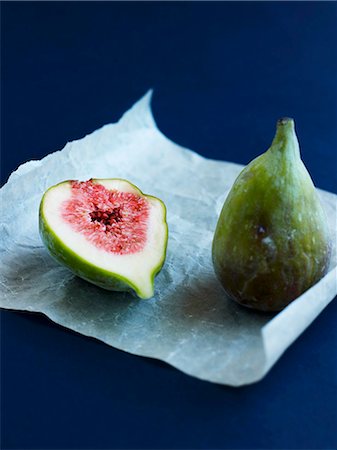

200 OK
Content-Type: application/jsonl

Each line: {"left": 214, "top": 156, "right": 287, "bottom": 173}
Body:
{"left": 1, "top": 91, "right": 336, "bottom": 386}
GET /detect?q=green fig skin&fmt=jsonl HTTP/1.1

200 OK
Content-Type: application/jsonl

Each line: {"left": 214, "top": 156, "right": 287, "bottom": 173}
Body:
{"left": 212, "top": 118, "right": 331, "bottom": 312}
{"left": 39, "top": 209, "right": 140, "bottom": 294}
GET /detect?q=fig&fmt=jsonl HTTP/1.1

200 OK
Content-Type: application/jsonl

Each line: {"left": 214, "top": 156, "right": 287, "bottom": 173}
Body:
{"left": 212, "top": 118, "right": 331, "bottom": 312}
{"left": 39, "top": 178, "right": 168, "bottom": 299}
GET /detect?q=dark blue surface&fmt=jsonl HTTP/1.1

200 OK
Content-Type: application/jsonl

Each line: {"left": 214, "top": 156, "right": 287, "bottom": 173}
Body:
{"left": 1, "top": 2, "right": 336, "bottom": 449}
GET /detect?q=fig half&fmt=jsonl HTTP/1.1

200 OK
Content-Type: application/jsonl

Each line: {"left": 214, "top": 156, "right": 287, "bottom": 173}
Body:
{"left": 39, "top": 178, "right": 168, "bottom": 299}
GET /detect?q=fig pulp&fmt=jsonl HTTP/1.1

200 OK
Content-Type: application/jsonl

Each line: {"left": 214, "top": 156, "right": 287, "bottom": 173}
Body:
{"left": 39, "top": 179, "right": 168, "bottom": 299}
{"left": 212, "top": 118, "right": 331, "bottom": 312}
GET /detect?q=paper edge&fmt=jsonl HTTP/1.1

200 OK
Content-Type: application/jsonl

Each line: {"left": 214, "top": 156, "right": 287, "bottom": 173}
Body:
{"left": 1, "top": 90, "right": 156, "bottom": 191}
{"left": 0, "top": 303, "right": 264, "bottom": 387}
{"left": 261, "top": 267, "right": 337, "bottom": 374}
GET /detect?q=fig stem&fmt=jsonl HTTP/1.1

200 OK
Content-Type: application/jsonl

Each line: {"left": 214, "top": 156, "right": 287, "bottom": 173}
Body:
{"left": 277, "top": 117, "right": 294, "bottom": 127}
{"left": 270, "top": 117, "right": 300, "bottom": 158}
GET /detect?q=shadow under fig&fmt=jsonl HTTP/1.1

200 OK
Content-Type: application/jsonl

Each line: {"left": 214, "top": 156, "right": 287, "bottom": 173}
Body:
{"left": 165, "top": 270, "right": 275, "bottom": 332}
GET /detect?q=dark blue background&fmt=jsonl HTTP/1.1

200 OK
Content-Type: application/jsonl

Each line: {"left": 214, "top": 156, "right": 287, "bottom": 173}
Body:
{"left": 1, "top": 2, "right": 336, "bottom": 449}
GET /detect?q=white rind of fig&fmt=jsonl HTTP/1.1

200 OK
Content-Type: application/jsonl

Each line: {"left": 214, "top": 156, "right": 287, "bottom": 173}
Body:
{"left": 39, "top": 178, "right": 168, "bottom": 299}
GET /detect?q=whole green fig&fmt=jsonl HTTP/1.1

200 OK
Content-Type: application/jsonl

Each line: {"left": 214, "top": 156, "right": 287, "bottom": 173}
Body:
{"left": 212, "top": 118, "right": 331, "bottom": 312}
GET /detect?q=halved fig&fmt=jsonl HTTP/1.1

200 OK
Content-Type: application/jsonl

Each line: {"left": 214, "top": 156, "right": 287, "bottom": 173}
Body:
{"left": 39, "top": 178, "right": 168, "bottom": 299}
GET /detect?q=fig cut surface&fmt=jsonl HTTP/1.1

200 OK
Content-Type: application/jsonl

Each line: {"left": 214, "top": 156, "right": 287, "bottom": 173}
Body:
{"left": 39, "top": 178, "right": 168, "bottom": 299}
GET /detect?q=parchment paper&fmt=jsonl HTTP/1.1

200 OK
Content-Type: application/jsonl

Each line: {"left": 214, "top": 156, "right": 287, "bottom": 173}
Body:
{"left": 1, "top": 91, "right": 336, "bottom": 386}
